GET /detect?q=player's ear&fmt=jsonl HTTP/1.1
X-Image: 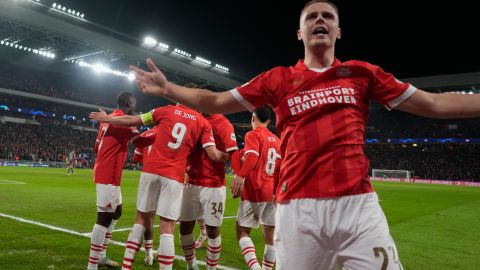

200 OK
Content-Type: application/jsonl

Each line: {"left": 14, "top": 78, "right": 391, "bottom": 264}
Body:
{"left": 297, "top": 29, "right": 303, "bottom": 41}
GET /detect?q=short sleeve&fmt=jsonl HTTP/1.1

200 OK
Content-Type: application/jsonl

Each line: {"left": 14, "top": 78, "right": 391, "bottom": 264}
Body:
{"left": 230, "top": 67, "right": 283, "bottom": 111}
{"left": 369, "top": 65, "right": 417, "bottom": 110}
{"left": 243, "top": 132, "right": 260, "bottom": 157}
{"left": 222, "top": 123, "right": 239, "bottom": 152}
{"left": 200, "top": 118, "right": 216, "bottom": 148}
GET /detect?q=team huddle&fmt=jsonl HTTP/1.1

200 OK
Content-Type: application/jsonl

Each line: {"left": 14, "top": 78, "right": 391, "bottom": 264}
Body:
{"left": 88, "top": 89, "right": 281, "bottom": 270}
{"left": 82, "top": 0, "right": 480, "bottom": 269}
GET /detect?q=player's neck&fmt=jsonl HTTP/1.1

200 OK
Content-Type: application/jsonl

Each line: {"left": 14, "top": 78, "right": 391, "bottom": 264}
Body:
{"left": 253, "top": 124, "right": 268, "bottom": 130}
{"left": 303, "top": 47, "right": 335, "bottom": 69}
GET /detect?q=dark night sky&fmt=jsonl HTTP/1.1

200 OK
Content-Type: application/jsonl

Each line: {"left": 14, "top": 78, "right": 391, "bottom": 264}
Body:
{"left": 72, "top": 1, "right": 479, "bottom": 81}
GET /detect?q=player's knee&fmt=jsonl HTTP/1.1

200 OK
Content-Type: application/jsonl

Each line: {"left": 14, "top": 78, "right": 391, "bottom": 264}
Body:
{"left": 206, "top": 225, "right": 220, "bottom": 238}
{"left": 96, "top": 212, "right": 114, "bottom": 227}
{"left": 179, "top": 220, "right": 196, "bottom": 235}
{"left": 112, "top": 204, "right": 122, "bottom": 220}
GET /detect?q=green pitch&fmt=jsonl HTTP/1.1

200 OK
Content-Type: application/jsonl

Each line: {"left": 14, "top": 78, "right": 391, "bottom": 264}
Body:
{"left": 0, "top": 167, "right": 479, "bottom": 270}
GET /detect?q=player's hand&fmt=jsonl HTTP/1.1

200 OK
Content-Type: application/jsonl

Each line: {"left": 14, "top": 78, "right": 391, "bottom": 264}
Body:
{"left": 230, "top": 175, "right": 245, "bottom": 198}
{"left": 129, "top": 58, "right": 168, "bottom": 96}
{"left": 89, "top": 108, "right": 109, "bottom": 122}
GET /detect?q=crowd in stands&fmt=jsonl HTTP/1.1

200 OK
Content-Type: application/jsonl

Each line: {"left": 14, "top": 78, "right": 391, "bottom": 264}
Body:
{"left": 0, "top": 60, "right": 115, "bottom": 107}
{"left": 1, "top": 61, "right": 480, "bottom": 181}
{"left": 0, "top": 122, "right": 95, "bottom": 164}
{"left": 366, "top": 143, "right": 480, "bottom": 181}
{"left": 1, "top": 94, "right": 96, "bottom": 127}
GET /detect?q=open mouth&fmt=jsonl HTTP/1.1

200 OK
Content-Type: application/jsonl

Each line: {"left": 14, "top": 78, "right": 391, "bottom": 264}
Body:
{"left": 312, "top": 26, "right": 328, "bottom": 36}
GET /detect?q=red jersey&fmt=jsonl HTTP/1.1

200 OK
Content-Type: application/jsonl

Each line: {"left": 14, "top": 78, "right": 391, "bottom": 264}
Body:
{"left": 186, "top": 114, "right": 238, "bottom": 187}
{"left": 241, "top": 127, "right": 281, "bottom": 202}
{"left": 230, "top": 59, "right": 417, "bottom": 201}
{"left": 140, "top": 104, "right": 215, "bottom": 183}
{"left": 133, "top": 128, "right": 158, "bottom": 163}
{"left": 93, "top": 109, "right": 140, "bottom": 186}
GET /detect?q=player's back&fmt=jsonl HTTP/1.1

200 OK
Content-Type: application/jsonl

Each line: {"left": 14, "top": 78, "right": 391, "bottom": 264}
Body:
{"left": 186, "top": 114, "right": 238, "bottom": 187}
{"left": 242, "top": 127, "right": 281, "bottom": 202}
{"left": 142, "top": 104, "right": 213, "bottom": 182}
{"left": 94, "top": 109, "right": 139, "bottom": 185}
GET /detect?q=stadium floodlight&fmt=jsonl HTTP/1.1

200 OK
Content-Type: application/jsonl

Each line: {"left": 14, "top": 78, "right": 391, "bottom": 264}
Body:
{"left": 76, "top": 60, "right": 133, "bottom": 81}
{"left": 144, "top": 36, "right": 157, "bottom": 47}
{"left": 173, "top": 48, "right": 192, "bottom": 58}
{"left": 0, "top": 41, "right": 4, "bottom": 45}
{"left": 158, "top": 42, "right": 169, "bottom": 50}
{"left": 81, "top": 14, "right": 84, "bottom": 18}
{"left": 214, "top": 64, "right": 229, "bottom": 72}
{"left": 194, "top": 56, "right": 212, "bottom": 66}
{"left": 92, "top": 63, "right": 109, "bottom": 73}
{"left": 52, "top": 3, "right": 56, "bottom": 8}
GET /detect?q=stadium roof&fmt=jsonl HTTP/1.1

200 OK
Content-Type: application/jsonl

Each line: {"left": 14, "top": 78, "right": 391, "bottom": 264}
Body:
{"left": 0, "top": 0, "right": 244, "bottom": 90}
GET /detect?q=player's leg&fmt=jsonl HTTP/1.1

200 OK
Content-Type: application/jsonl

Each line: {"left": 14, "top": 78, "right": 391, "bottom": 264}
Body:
{"left": 179, "top": 221, "right": 198, "bottom": 270}
{"left": 98, "top": 203, "right": 122, "bottom": 267}
{"left": 337, "top": 193, "right": 403, "bottom": 270}
{"left": 87, "top": 211, "right": 113, "bottom": 270}
{"left": 156, "top": 176, "right": 184, "bottom": 270}
{"left": 87, "top": 184, "right": 118, "bottom": 270}
{"left": 121, "top": 172, "right": 161, "bottom": 270}
{"left": 143, "top": 211, "right": 156, "bottom": 266}
{"left": 179, "top": 185, "right": 202, "bottom": 270}
{"left": 194, "top": 218, "right": 207, "bottom": 248}
{"left": 259, "top": 202, "right": 276, "bottom": 270}
{"left": 274, "top": 199, "right": 337, "bottom": 270}
{"left": 201, "top": 186, "right": 226, "bottom": 270}
{"left": 236, "top": 200, "right": 261, "bottom": 270}
{"left": 121, "top": 211, "right": 150, "bottom": 270}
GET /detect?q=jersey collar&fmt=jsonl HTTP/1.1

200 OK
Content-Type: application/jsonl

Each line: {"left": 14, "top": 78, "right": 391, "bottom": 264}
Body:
{"left": 294, "top": 58, "right": 342, "bottom": 71}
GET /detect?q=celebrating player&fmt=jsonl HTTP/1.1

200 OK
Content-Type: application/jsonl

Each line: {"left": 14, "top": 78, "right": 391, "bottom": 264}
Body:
{"left": 230, "top": 106, "right": 280, "bottom": 270}
{"left": 90, "top": 103, "right": 226, "bottom": 270}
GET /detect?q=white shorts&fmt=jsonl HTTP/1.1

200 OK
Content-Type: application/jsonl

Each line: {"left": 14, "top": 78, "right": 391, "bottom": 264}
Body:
{"left": 236, "top": 200, "right": 276, "bottom": 228}
{"left": 179, "top": 184, "right": 226, "bottom": 227}
{"left": 96, "top": 184, "right": 122, "bottom": 212}
{"left": 136, "top": 172, "right": 184, "bottom": 220}
{"left": 274, "top": 192, "right": 403, "bottom": 270}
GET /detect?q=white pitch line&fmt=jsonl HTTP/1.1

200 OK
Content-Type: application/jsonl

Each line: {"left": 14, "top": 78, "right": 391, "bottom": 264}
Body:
{"left": 223, "top": 215, "right": 237, "bottom": 219}
{"left": 0, "top": 212, "right": 239, "bottom": 270}
{"left": 0, "top": 179, "right": 26, "bottom": 184}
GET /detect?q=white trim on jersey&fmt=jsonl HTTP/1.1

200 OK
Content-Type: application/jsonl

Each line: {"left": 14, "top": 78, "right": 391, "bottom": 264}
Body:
{"left": 244, "top": 150, "right": 259, "bottom": 156}
{"left": 129, "top": 135, "right": 140, "bottom": 143}
{"left": 134, "top": 150, "right": 143, "bottom": 155}
{"left": 386, "top": 85, "right": 417, "bottom": 110}
{"left": 230, "top": 88, "right": 255, "bottom": 112}
{"left": 309, "top": 66, "right": 332, "bottom": 73}
{"left": 226, "top": 146, "right": 239, "bottom": 152}
{"left": 202, "top": 142, "right": 216, "bottom": 148}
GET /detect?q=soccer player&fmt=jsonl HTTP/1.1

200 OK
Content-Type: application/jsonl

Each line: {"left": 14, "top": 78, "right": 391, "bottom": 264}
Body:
{"left": 179, "top": 104, "right": 240, "bottom": 270}
{"left": 230, "top": 106, "right": 280, "bottom": 270}
{"left": 65, "top": 154, "right": 71, "bottom": 175}
{"left": 87, "top": 92, "right": 140, "bottom": 270}
{"left": 89, "top": 103, "right": 226, "bottom": 270}
{"left": 132, "top": 127, "right": 158, "bottom": 266}
{"left": 128, "top": 1, "right": 480, "bottom": 268}
{"left": 67, "top": 150, "right": 76, "bottom": 175}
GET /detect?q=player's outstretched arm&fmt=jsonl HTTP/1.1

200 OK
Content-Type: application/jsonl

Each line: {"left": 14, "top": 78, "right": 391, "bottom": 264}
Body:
{"left": 130, "top": 58, "right": 246, "bottom": 114}
{"left": 396, "top": 89, "right": 480, "bottom": 118}
{"left": 204, "top": 146, "right": 228, "bottom": 162}
{"left": 89, "top": 109, "right": 143, "bottom": 126}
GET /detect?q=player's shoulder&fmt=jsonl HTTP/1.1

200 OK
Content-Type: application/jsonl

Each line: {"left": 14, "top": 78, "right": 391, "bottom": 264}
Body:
{"left": 341, "top": 60, "right": 381, "bottom": 73}
{"left": 208, "top": 114, "right": 231, "bottom": 126}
